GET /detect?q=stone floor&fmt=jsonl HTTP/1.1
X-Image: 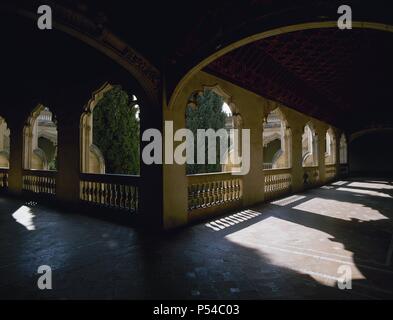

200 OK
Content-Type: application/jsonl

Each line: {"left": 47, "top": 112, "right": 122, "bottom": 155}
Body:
{"left": 0, "top": 178, "right": 392, "bottom": 300}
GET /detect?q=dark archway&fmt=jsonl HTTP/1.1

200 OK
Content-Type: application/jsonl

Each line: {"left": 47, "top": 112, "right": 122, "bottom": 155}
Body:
{"left": 349, "top": 130, "right": 393, "bottom": 177}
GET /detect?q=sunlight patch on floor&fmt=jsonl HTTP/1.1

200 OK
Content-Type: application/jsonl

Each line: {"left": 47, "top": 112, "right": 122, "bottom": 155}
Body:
{"left": 337, "top": 187, "right": 392, "bottom": 198}
{"left": 12, "top": 205, "right": 36, "bottom": 231}
{"left": 331, "top": 181, "right": 349, "bottom": 186}
{"left": 270, "top": 195, "right": 306, "bottom": 206}
{"left": 365, "top": 180, "right": 392, "bottom": 185}
{"left": 225, "top": 230, "right": 366, "bottom": 288}
{"left": 205, "top": 210, "right": 262, "bottom": 231}
{"left": 292, "top": 197, "right": 387, "bottom": 221}
{"left": 348, "top": 182, "right": 393, "bottom": 190}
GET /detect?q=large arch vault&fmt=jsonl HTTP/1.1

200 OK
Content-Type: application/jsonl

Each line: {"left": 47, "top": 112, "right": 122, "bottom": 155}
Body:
{"left": 0, "top": 0, "right": 392, "bottom": 231}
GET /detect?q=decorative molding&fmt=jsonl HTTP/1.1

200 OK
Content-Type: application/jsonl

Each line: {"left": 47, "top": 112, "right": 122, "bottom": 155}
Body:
{"left": 350, "top": 127, "right": 393, "bottom": 143}
{"left": 83, "top": 82, "right": 113, "bottom": 115}
{"left": 6, "top": 2, "right": 160, "bottom": 104}
{"left": 0, "top": 150, "right": 10, "bottom": 160}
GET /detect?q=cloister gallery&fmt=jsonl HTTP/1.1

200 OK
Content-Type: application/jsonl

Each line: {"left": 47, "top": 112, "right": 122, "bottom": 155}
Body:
{"left": 0, "top": 0, "right": 393, "bottom": 300}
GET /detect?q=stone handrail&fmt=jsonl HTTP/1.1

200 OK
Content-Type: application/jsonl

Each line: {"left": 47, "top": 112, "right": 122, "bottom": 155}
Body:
{"left": 264, "top": 168, "right": 292, "bottom": 201}
{"left": 187, "top": 172, "right": 242, "bottom": 213}
{"left": 303, "top": 166, "right": 320, "bottom": 187}
{"left": 0, "top": 168, "right": 9, "bottom": 189}
{"left": 22, "top": 169, "right": 57, "bottom": 195}
{"left": 325, "top": 164, "right": 338, "bottom": 181}
{"left": 79, "top": 173, "right": 140, "bottom": 212}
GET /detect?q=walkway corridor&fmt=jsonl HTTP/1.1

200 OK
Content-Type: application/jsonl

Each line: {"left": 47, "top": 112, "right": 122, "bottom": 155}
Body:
{"left": 0, "top": 178, "right": 392, "bottom": 299}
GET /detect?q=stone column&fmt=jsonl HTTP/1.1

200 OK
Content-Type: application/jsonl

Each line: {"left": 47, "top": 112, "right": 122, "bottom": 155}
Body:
{"left": 8, "top": 121, "right": 24, "bottom": 195}
{"left": 240, "top": 96, "right": 264, "bottom": 207}
{"left": 0, "top": 122, "right": 4, "bottom": 150}
{"left": 291, "top": 126, "right": 304, "bottom": 193}
{"left": 335, "top": 130, "right": 342, "bottom": 178}
{"left": 317, "top": 127, "right": 326, "bottom": 184}
{"left": 56, "top": 115, "right": 80, "bottom": 206}
{"left": 162, "top": 89, "right": 189, "bottom": 229}
{"left": 139, "top": 94, "right": 164, "bottom": 230}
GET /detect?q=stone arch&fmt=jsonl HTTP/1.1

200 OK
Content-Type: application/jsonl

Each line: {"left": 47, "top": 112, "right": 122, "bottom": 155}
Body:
{"left": 340, "top": 134, "right": 348, "bottom": 164}
{"left": 0, "top": 116, "right": 10, "bottom": 168}
{"left": 169, "top": 22, "right": 393, "bottom": 108}
{"left": 263, "top": 107, "right": 291, "bottom": 169}
{"left": 33, "top": 148, "right": 48, "bottom": 170}
{"left": 302, "top": 122, "right": 318, "bottom": 167}
{"left": 80, "top": 83, "right": 111, "bottom": 174}
{"left": 5, "top": 3, "right": 160, "bottom": 105}
{"left": 23, "top": 104, "right": 57, "bottom": 170}
{"left": 37, "top": 136, "right": 58, "bottom": 170}
{"left": 185, "top": 84, "right": 243, "bottom": 174}
{"left": 0, "top": 151, "right": 9, "bottom": 169}
{"left": 89, "top": 144, "right": 106, "bottom": 174}
{"left": 187, "top": 84, "right": 242, "bottom": 126}
{"left": 81, "top": 83, "right": 112, "bottom": 174}
{"left": 80, "top": 82, "right": 140, "bottom": 175}
{"left": 325, "top": 127, "right": 337, "bottom": 165}
{"left": 350, "top": 127, "right": 393, "bottom": 143}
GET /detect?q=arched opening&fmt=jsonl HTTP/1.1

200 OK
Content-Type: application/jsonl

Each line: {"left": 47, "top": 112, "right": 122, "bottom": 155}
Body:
{"left": 263, "top": 108, "right": 291, "bottom": 170}
{"left": 0, "top": 116, "right": 10, "bottom": 169}
{"left": 339, "top": 134, "right": 348, "bottom": 164}
{"left": 185, "top": 86, "right": 240, "bottom": 175}
{"left": 302, "top": 123, "right": 318, "bottom": 167}
{"left": 349, "top": 130, "right": 393, "bottom": 177}
{"left": 169, "top": 22, "right": 393, "bottom": 110}
{"left": 325, "top": 127, "right": 336, "bottom": 165}
{"left": 81, "top": 84, "right": 140, "bottom": 175}
{"left": 23, "top": 105, "right": 57, "bottom": 171}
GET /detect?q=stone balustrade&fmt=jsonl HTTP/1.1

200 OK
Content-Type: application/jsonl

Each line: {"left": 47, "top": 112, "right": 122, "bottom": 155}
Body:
{"left": 325, "top": 164, "right": 337, "bottom": 181}
{"left": 80, "top": 173, "right": 139, "bottom": 212}
{"left": 22, "top": 170, "right": 56, "bottom": 195}
{"left": 0, "top": 168, "right": 8, "bottom": 189}
{"left": 187, "top": 172, "right": 242, "bottom": 217}
{"left": 303, "top": 166, "right": 320, "bottom": 188}
{"left": 264, "top": 168, "right": 292, "bottom": 201}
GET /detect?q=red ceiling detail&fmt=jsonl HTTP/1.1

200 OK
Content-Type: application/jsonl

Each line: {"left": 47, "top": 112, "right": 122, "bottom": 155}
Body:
{"left": 205, "top": 28, "right": 393, "bottom": 130}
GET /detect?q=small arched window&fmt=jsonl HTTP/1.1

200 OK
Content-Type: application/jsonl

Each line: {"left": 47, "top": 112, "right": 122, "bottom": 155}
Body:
{"left": 339, "top": 134, "right": 348, "bottom": 164}
{"left": 81, "top": 84, "right": 140, "bottom": 175}
{"left": 0, "top": 116, "right": 10, "bottom": 169}
{"left": 302, "top": 123, "right": 318, "bottom": 167}
{"left": 185, "top": 86, "right": 240, "bottom": 175}
{"left": 23, "top": 105, "right": 57, "bottom": 171}
{"left": 325, "top": 127, "right": 336, "bottom": 165}
{"left": 263, "top": 108, "right": 291, "bottom": 169}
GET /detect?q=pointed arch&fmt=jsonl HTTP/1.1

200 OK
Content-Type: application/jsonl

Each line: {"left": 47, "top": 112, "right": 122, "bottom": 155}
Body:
{"left": 187, "top": 84, "right": 242, "bottom": 124}
{"left": 302, "top": 122, "right": 318, "bottom": 167}
{"left": 0, "top": 116, "right": 10, "bottom": 168}
{"left": 80, "top": 83, "right": 112, "bottom": 174}
{"left": 80, "top": 82, "right": 140, "bottom": 175}
{"left": 23, "top": 105, "right": 57, "bottom": 170}
{"left": 339, "top": 134, "right": 348, "bottom": 164}
{"left": 325, "top": 127, "right": 337, "bottom": 165}
{"left": 185, "top": 84, "right": 242, "bottom": 174}
{"left": 263, "top": 107, "right": 291, "bottom": 169}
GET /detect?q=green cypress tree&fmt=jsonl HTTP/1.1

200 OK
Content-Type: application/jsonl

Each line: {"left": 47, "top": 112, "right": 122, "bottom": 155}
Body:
{"left": 186, "top": 89, "right": 228, "bottom": 174}
{"left": 93, "top": 86, "right": 140, "bottom": 175}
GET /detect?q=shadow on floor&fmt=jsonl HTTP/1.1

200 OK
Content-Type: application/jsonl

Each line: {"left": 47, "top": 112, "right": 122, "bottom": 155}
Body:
{"left": 0, "top": 177, "right": 392, "bottom": 299}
